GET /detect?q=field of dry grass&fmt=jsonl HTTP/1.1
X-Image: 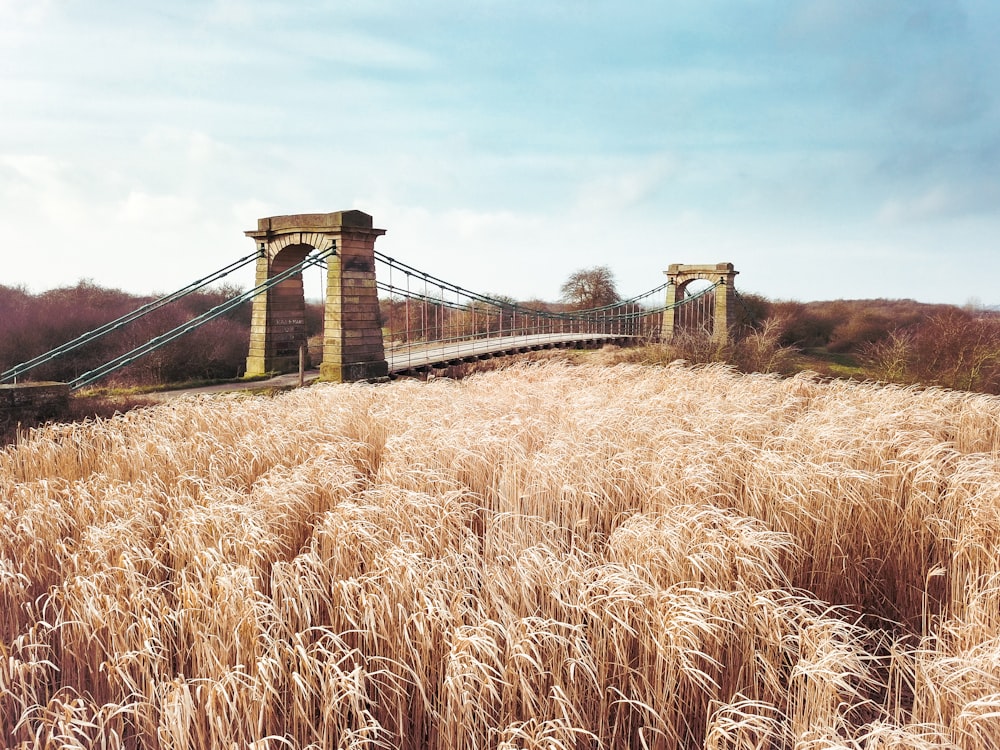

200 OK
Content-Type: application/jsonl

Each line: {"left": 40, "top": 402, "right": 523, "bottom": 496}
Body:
{"left": 2, "top": 361, "right": 999, "bottom": 749}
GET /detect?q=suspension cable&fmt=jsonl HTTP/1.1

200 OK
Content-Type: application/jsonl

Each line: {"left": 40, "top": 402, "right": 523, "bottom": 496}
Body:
{"left": 732, "top": 288, "right": 762, "bottom": 327}
{"left": 373, "top": 249, "right": 670, "bottom": 320}
{"left": 2, "top": 250, "right": 261, "bottom": 384}
{"left": 69, "top": 246, "right": 334, "bottom": 391}
{"left": 371, "top": 262, "right": 718, "bottom": 335}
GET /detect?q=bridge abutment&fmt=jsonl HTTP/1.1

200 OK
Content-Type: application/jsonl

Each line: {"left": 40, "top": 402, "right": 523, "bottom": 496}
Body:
{"left": 1, "top": 382, "right": 70, "bottom": 427}
{"left": 244, "top": 211, "right": 388, "bottom": 382}
{"left": 662, "top": 263, "right": 739, "bottom": 344}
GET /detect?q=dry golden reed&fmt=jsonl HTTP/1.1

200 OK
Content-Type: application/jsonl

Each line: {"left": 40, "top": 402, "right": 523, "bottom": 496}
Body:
{"left": 2, "top": 361, "right": 999, "bottom": 748}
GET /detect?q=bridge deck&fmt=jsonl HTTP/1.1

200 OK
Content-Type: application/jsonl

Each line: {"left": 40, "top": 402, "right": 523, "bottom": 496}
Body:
{"left": 386, "top": 332, "right": 634, "bottom": 374}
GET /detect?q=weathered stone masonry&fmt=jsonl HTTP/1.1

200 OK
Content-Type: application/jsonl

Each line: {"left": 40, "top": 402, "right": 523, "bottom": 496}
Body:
{"left": 244, "top": 210, "right": 388, "bottom": 382}
{"left": 661, "top": 263, "right": 739, "bottom": 344}
{"left": 0, "top": 382, "right": 70, "bottom": 424}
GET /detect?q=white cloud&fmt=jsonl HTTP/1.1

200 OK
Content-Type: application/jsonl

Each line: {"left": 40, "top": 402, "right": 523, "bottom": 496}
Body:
{"left": 0, "top": 0, "right": 53, "bottom": 26}
{"left": 115, "top": 191, "right": 201, "bottom": 225}
{"left": 0, "top": 154, "right": 92, "bottom": 227}
{"left": 1, "top": 154, "right": 65, "bottom": 187}
{"left": 297, "top": 30, "right": 438, "bottom": 71}
{"left": 204, "top": 0, "right": 263, "bottom": 26}
{"left": 878, "top": 183, "right": 1000, "bottom": 224}
{"left": 899, "top": 62, "right": 988, "bottom": 127}
{"left": 574, "top": 155, "right": 679, "bottom": 213}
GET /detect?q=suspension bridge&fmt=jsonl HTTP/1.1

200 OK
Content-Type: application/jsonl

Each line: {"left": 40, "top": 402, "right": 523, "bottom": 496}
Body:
{"left": 1, "top": 210, "right": 744, "bottom": 411}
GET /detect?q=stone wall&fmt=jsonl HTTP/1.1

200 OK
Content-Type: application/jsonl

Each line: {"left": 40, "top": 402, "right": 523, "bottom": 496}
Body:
{"left": 0, "top": 382, "right": 70, "bottom": 424}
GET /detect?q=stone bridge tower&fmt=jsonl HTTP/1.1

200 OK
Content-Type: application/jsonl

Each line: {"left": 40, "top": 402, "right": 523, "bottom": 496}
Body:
{"left": 244, "top": 210, "right": 388, "bottom": 382}
{"left": 661, "top": 262, "right": 739, "bottom": 344}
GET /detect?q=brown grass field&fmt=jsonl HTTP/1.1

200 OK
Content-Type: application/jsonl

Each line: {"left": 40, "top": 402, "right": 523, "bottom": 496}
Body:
{"left": 2, "top": 361, "right": 999, "bottom": 749}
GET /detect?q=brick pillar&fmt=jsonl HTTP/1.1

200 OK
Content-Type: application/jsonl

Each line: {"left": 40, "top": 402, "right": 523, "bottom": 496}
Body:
{"left": 320, "top": 226, "right": 389, "bottom": 383}
{"left": 661, "top": 263, "right": 739, "bottom": 344}
{"left": 660, "top": 264, "right": 682, "bottom": 342}
{"left": 245, "top": 244, "right": 314, "bottom": 376}
{"left": 712, "top": 266, "right": 738, "bottom": 345}
{"left": 244, "top": 211, "right": 388, "bottom": 381}
{"left": 245, "top": 247, "right": 271, "bottom": 376}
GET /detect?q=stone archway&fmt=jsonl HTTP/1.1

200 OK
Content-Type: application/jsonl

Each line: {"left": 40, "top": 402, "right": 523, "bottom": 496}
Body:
{"left": 244, "top": 210, "right": 389, "bottom": 382}
{"left": 661, "top": 263, "right": 739, "bottom": 344}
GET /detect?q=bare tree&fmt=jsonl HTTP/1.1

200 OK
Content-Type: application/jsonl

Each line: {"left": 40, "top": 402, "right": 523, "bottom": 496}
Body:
{"left": 861, "top": 329, "right": 915, "bottom": 384}
{"left": 910, "top": 310, "right": 1000, "bottom": 393}
{"left": 560, "top": 266, "right": 620, "bottom": 310}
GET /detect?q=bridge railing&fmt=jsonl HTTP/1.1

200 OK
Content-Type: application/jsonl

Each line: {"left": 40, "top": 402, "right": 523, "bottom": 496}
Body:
{"left": 5, "top": 240, "right": 726, "bottom": 389}
{"left": 373, "top": 251, "right": 717, "bottom": 366}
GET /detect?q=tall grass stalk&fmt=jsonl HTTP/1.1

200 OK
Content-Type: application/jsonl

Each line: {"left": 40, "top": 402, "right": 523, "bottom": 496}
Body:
{"left": 2, "top": 362, "right": 999, "bottom": 748}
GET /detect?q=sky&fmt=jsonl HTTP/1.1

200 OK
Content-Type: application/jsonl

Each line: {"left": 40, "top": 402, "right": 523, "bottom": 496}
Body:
{"left": 2, "top": 0, "right": 999, "bottom": 305}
